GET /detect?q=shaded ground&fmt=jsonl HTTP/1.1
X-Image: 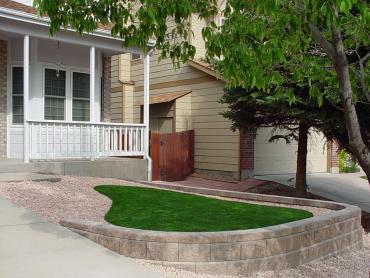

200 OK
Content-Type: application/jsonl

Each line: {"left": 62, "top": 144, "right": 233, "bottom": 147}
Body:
{"left": 257, "top": 173, "right": 370, "bottom": 212}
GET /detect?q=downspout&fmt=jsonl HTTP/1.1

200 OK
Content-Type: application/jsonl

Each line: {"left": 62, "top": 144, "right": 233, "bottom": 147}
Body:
{"left": 143, "top": 49, "right": 153, "bottom": 182}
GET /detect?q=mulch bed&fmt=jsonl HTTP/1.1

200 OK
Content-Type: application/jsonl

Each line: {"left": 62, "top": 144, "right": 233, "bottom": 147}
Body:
{"left": 244, "top": 181, "right": 370, "bottom": 232}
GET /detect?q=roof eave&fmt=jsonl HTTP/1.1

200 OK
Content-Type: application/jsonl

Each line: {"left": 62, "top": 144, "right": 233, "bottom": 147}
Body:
{"left": 0, "top": 6, "right": 156, "bottom": 48}
{"left": 188, "top": 59, "right": 223, "bottom": 80}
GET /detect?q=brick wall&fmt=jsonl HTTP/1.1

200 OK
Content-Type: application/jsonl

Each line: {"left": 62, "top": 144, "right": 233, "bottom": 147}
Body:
{"left": 328, "top": 140, "right": 339, "bottom": 173}
{"left": 102, "top": 56, "right": 111, "bottom": 122}
{"left": 240, "top": 129, "right": 255, "bottom": 179}
{"left": 0, "top": 40, "right": 7, "bottom": 158}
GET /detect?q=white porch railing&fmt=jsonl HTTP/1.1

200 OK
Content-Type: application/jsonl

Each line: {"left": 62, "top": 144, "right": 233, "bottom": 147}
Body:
{"left": 27, "top": 120, "right": 146, "bottom": 160}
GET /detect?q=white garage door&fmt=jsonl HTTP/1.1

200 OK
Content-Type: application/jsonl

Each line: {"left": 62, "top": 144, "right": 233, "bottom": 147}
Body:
{"left": 254, "top": 128, "right": 328, "bottom": 175}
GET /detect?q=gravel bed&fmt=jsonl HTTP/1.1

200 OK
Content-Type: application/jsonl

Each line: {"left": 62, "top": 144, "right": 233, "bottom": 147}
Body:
{"left": 0, "top": 176, "right": 368, "bottom": 277}
{"left": 0, "top": 176, "right": 329, "bottom": 223}
{"left": 142, "top": 232, "right": 370, "bottom": 278}
{"left": 0, "top": 176, "right": 138, "bottom": 223}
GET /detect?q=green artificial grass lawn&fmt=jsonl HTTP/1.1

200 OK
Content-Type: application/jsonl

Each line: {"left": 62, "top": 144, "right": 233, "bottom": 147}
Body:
{"left": 95, "top": 185, "right": 313, "bottom": 232}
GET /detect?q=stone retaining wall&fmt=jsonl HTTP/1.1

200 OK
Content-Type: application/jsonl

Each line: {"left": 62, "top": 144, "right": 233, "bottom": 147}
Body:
{"left": 61, "top": 186, "right": 363, "bottom": 275}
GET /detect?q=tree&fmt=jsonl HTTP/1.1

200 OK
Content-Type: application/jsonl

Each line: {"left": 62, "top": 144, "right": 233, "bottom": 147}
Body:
{"left": 202, "top": 1, "right": 370, "bottom": 182}
{"left": 223, "top": 86, "right": 338, "bottom": 195}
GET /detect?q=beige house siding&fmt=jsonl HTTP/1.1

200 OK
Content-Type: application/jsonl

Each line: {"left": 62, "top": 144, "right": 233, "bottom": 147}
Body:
{"left": 110, "top": 55, "right": 123, "bottom": 122}
{"left": 174, "top": 93, "right": 192, "bottom": 132}
{"left": 111, "top": 55, "right": 121, "bottom": 88}
{"left": 190, "top": 14, "right": 207, "bottom": 60}
{"left": 110, "top": 54, "right": 135, "bottom": 123}
{"left": 149, "top": 102, "right": 175, "bottom": 133}
{"left": 131, "top": 52, "right": 240, "bottom": 176}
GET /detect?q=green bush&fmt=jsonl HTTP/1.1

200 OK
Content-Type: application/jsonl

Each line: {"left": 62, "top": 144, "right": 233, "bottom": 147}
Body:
{"left": 339, "top": 149, "right": 359, "bottom": 173}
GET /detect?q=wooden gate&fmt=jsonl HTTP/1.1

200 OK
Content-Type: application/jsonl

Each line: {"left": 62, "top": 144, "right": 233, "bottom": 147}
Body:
{"left": 150, "top": 130, "right": 194, "bottom": 181}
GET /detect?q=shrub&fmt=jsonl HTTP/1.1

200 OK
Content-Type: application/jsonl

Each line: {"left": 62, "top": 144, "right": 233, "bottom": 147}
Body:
{"left": 339, "top": 150, "right": 360, "bottom": 173}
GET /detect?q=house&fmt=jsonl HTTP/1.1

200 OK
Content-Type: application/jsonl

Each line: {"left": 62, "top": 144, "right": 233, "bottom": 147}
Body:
{"left": 109, "top": 10, "right": 340, "bottom": 180}
{"left": 0, "top": 0, "right": 339, "bottom": 183}
{"left": 0, "top": 0, "right": 153, "bottom": 181}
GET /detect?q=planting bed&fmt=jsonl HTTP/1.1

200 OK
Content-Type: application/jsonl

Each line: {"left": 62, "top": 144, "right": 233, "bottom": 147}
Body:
{"left": 61, "top": 184, "right": 363, "bottom": 275}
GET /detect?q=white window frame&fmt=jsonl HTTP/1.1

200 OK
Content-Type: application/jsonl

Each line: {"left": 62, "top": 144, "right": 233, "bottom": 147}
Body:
{"left": 42, "top": 66, "right": 67, "bottom": 121}
{"left": 10, "top": 64, "right": 24, "bottom": 125}
{"left": 71, "top": 69, "right": 90, "bottom": 122}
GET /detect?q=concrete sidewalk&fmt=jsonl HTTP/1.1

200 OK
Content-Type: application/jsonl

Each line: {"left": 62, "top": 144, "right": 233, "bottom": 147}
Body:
{"left": 256, "top": 172, "right": 370, "bottom": 213}
{"left": 0, "top": 198, "right": 162, "bottom": 278}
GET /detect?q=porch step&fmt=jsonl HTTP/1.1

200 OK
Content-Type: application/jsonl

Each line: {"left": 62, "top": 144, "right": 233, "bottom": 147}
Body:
{"left": 0, "top": 172, "right": 61, "bottom": 183}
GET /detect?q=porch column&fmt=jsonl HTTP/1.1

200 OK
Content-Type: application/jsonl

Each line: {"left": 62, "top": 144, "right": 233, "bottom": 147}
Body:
{"left": 23, "top": 35, "right": 30, "bottom": 163}
{"left": 90, "top": 46, "right": 95, "bottom": 160}
{"left": 143, "top": 52, "right": 152, "bottom": 182}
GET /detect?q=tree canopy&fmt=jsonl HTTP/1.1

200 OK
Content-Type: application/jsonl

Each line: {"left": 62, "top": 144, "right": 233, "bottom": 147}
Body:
{"left": 203, "top": 1, "right": 369, "bottom": 99}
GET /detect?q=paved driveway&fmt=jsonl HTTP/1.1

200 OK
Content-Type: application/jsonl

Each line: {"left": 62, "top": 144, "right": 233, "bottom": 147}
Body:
{"left": 256, "top": 172, "right": 370, "bottom": 212}
{"left": 0, "top": 198, "right": 162, "bottom": 278}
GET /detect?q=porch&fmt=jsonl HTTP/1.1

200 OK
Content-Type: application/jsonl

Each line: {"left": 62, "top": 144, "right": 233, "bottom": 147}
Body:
{"left": 0, "top": 4, "right": 152, "bottom": 180}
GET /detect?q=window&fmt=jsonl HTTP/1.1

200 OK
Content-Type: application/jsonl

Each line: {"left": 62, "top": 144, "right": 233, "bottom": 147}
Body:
{"left": 12, "top": 67, "right": 24, "bottom": 124}
{"left": 44, "top": 68, "right": 66, "bottom": 120}
{"left": 72, "top": 72, "right": 90, "bottom": 121}
{"left": 132, "top": 53, "right": 142, "bottom": 60}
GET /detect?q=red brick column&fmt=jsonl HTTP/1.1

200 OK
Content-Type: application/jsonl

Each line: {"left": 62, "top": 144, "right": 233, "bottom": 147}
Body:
{"left": 102, "top": 56, "right": 111, "bottom": 122}
{"left": 328, "top": 140, "right": 339, "bottom": 173}
{"left": 240, "top": 129, "right": 255, "bottom": 179}
{"left": 0, "top": 40, "right": 7, "bottom": 158}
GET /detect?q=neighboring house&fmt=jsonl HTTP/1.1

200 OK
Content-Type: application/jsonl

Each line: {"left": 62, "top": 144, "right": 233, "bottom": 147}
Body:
{"left": 0, "top": 0, "right": 153, "bottom": 180}
{"left": 110, "top": 10, "right": 339, "bottom": 180}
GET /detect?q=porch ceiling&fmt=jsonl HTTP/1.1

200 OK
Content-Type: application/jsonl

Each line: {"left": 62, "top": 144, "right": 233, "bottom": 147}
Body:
{"left": 0, "top": 1, "right": 145, "bottom": 56}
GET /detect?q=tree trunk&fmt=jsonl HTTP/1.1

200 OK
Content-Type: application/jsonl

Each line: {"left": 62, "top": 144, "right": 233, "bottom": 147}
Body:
{"left": 331, "top": 26, "right": 370, "bottom": 184}
{"left": 295, "top": 122, "right": 309, "bottom": 196}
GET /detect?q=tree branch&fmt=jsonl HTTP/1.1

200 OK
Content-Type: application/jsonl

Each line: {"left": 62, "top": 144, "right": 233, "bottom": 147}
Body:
{"left": 355, "top": 51, "right": 370, "bottom": 102}
{"left": 308, "top": 22, "right": 336, "bottom": 61}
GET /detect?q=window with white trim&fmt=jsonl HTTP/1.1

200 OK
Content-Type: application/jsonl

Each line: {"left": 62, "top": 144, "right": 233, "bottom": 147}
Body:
{"left": 44, "top": 68, "right": 66, "bottom": 120}
{"left": 72, "top": 72, "right": 90, "bottom": 121}
{"left": 12, "top": 67, "right": 24, "bottom": 124}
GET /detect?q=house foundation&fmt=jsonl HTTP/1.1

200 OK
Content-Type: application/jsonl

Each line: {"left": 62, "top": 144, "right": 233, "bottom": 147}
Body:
{"left": 0, "top": 40, "right": 7, "bottom": 158}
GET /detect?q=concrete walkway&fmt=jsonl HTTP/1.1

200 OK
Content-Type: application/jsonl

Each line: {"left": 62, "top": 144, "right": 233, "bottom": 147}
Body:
{"left": 0, "top": 198, "right": 162, "bottom": 278}
{"left": 256, "top": 172, "right": 370, "bottom": 213}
